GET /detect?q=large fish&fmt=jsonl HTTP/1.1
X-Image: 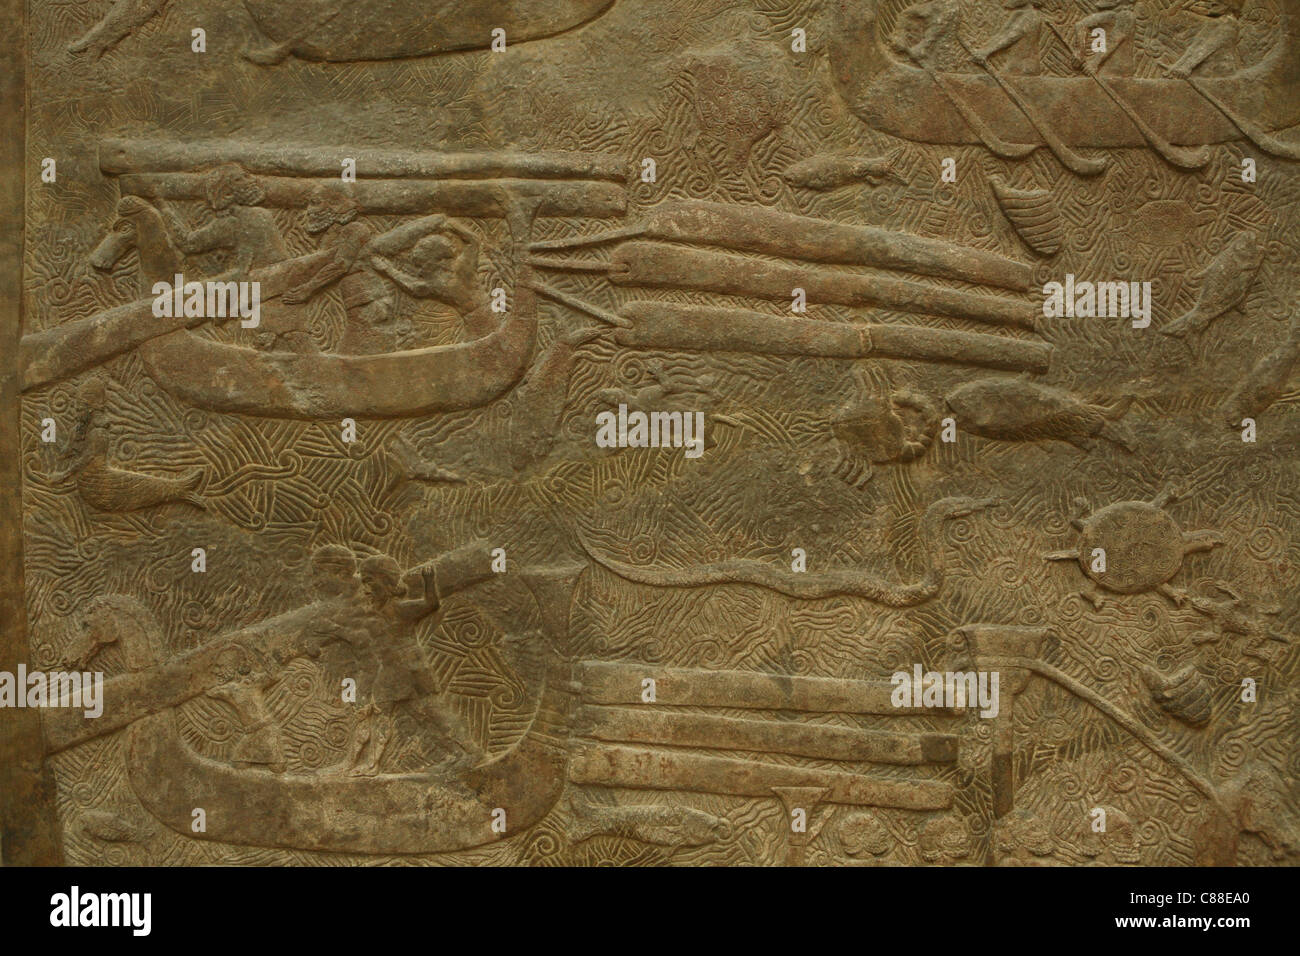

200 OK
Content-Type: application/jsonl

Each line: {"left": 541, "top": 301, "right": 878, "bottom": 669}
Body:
{"left": 783, "top": 151, "right": 905, "bottom": 190}
{"left": 569, "top": 796, "right": 732, "bottom": 847}
{"left": 243, "top": 0, "right": 617, "bottom": 64}
{"left": 944, "top": 376, "right": 1135, "bottom": 451}
{"left": 1161, "top": 232, "right": 1263, "bottom": 338}
{"left": 1218, "top": 318, "right": 1300, "bottom": 425}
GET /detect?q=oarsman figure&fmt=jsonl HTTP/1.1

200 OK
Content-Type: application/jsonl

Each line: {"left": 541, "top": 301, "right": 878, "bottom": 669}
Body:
{"left": 158, "top": 164, "right": 288, "bottom": 275}
{"left": 1162, "top": 0, "right": 1244, "bottom": 79}
{"left": 157, "top": 164, "right": 313, "bottom": 352}
{"left": 1076, "top": 0, "right": 1137, "bottom": 76}
{"left": 367, "top": 215, "right": 498, "bottom": 340}
{"left": 347, "top": 553, "right": 477, "bottom": 776}
{"left": 889, "top": 0, "right": 968, "bottom": 72}
{"left": 284, "top": 192, "right": 492, "bottom": 353}
{"left": 974, "top": 0, "right": 1049, "bottom": 75}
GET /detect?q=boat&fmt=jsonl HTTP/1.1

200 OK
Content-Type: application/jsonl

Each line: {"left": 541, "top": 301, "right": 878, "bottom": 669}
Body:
{"left": 125, "top": 658, "right": 572, "bottom": 854}
{"left": 118, "top": 565, "right": 585, "bottom": 854}
{"left": 138, "top": 309, "right": 537, "bottom": 419}
{"left": 244, "top": 0, "right": 617, "bottom": 62}
{"left": 828, "top": 0, "right": 1300, "bottom": 148}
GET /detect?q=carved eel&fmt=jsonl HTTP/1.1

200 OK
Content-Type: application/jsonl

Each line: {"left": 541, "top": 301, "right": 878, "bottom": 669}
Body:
{"left": 579, "top": 496, "right": 995, "bottom": 604}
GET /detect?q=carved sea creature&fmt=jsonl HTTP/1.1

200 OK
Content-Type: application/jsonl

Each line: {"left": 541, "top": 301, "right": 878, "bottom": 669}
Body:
{"left": 568, "top": 793, "right": 732, "bottom": 847}
{"left": 53, "top": 379, "right": 206, "bottom": 513}
{"left": 1079, "top": 806, "right": 1140, "bottom": 865}
{"left": 1044, "top": 488, "right": 1223, "bottom": 607}
{"left": 1160, "top": 232, "right": 1262, "bottom": 338}
{"left": 783, "top": 151, "right": 906, "bottom": 190}
{"left": 990, "top": 178, "right": 1064, "bottom": 256}
{"left": 829, "top": 368, "right": 940, "bottom": 487}
{"left": 1217, "top": 317, "right": 1300, "bottom": 425}
{"left": 838, "top": 811, "right": 892, "bottom": 858}
{"left": 1187, "top": 581, "right": 1290, "bottom": 661}
{"left": 579, "top": 496, "right": 995, "bottom": 604}
{"left": 944, "top": 376, "right": 1136, "bottom": 452}
{"left": 1141, "top": 664, "right": 1214, "bottom": 727}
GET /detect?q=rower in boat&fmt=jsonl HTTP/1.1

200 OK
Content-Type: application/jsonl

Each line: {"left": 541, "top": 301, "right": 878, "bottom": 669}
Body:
{"left": 1162, "top": 0, "right": 1245, "bottom": 79}
{"left": 282, "top": 189, "right": 495, "bottom": 353}
{"left": 1075, "top": 0, "right": 1136, "bottom": 76}
{"left": 889, "top": 0, "right": 967, "bottom": 73}
{"left": 155, "top": 164, "right": 314, "bottom": 353}
{"left": 347, "top": 553, "right": 477, "bottom": 776}
{"left": 973, "top": 0, "right": 1049, "bottom": 75}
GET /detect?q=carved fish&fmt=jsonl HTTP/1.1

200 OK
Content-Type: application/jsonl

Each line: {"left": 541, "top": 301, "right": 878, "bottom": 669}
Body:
{"left": 1217, "top": 320, "right": 1300, "bottom": 425}
{"left": 1141, "top": 664, "right": 1213, "bottom": 728}
{"left": 569, "top": 795, "right": 732, "bottom": 847}
{"left": 76, "top": 459, "right": 206, "bottom": 512}
{"left": 783, "top": 151, "right": 905, "bottom": 190}
{"left": 242, "top": 0, "right": 618, "bottom": 64}
{"left": 990, "top": 179, "right": 1064, "bottom": 257}
{"left": 1161, "top": 232, "right": 1263, "bottom": 338}
{"left": 944, "top": 377, "right": 1135, "bottom": 451}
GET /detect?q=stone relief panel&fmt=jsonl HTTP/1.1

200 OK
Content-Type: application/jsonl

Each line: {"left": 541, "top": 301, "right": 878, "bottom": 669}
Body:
{"left": 2, "top": 0, "right": 1297, "bottom": 867}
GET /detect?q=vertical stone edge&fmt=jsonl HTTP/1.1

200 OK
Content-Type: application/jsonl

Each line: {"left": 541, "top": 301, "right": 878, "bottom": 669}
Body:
{"left": 0, "top": 0, "right": 64, "bottom": 866}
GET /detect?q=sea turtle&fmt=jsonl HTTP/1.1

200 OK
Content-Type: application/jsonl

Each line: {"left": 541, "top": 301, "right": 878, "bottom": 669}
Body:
{"left": 1044, "top": 487, "right": 1223, "bottom": 608}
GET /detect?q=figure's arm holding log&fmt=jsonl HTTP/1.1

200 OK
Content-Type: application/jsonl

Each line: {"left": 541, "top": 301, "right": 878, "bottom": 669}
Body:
{"left": 395, "top": 567, "right": 441, "bottom": 622}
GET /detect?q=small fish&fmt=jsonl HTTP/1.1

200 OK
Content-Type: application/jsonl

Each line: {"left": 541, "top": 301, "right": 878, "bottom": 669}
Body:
{"left": 1161, "top": 232, "right": 1262, "bottom": 338}
{"left": 79, "top": 809, "right": 145, "bottom": 844}
{"left": 944, "top": 377, "right": 1134, "bottom": 451}
{"left": 569, "top": 796, "right": 732, "bottom": 847}
{"left": 1218, "top": 320, "right": 1300, "bottom": 425}
{"left": 783, "top": 151, "right": 906, "bottom": 190}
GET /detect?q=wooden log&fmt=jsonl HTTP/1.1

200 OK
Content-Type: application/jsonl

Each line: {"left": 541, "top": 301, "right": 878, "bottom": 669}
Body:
{"left": 568, "top": 743, "right": 955, "bottom": 809}
{"left": 578, "top": 660, "right": 957, "bottom": 715}
{"left": 615, "top": 302, "right": 1053, "bottom": 372}
{"left": 101, "top": 138, "right": 628, "bottom": 182}
{"left": 610, "top": 242, "right": 1035, "bottom": 329}
{"left": 576, "top": 706, "right": 960, "bottom": 764}
{"left": 637, "top": 200, "right": 1033, "bottom": 291}
{"left": 119, "top": 174, "right": 626, "bottom": 219}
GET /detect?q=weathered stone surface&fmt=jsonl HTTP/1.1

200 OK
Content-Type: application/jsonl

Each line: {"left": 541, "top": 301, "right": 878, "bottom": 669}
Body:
{"left": 2, "top": 0, "right": 1298, "bottom": 867}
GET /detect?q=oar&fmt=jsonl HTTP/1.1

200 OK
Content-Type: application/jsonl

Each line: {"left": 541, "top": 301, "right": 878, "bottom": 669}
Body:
{"left": 1043, "top": 20, "right": 1210, "bottom": 170}
{"left": 959, "top": 36, "right": 1108, "bottom": 176}
{"left": 1174, "top": 70, "right": 1300, "bottom": 161}
{"left": 903, "top": 49, "right": 1038, "bottom": 160}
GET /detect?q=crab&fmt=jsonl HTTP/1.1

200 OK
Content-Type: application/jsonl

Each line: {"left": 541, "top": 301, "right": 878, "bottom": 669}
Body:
{"left": 1044, "top": 487, "right": 1223, "bottom": 609}
{"left": 828, "top": 367, "right": 940, "bottom": 488}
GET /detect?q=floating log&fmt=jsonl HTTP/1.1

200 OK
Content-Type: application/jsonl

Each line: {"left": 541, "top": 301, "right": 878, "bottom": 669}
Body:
{"left": 568, "top": 743, "right": 955, "bottom": 809}
{"left": 634, "top": 200, "right": 1031, "bottom": 291}
{"left": 578, "top": 660, "right": 956, "bottom": 715}
{"left": 615, "top": 302, "right": 1052, "bottom": 372}
{"left": 119, "top": 174, "right": 626, "bottom": 219}
{"left": 576, "top": 706, "right": 959, "bottom": 764}
{"left": 101, "top": 138, "right": 627, "bottom": 182}
{"left": 609, "top": 242, "right": 1034, "bottom": 329}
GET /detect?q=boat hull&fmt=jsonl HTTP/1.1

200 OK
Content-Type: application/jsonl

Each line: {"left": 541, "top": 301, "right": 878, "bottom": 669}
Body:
{"left": 829, "top": 0, "right": 1300, "bottom": 147}
{"left": 126, "top": 664, "right": 571, "bottom": 854}
{"left": 138, "top": 313, "right": 536, "bottom": 419}
{"left": 243, "top": 0, "right": 617, "bottom": 61}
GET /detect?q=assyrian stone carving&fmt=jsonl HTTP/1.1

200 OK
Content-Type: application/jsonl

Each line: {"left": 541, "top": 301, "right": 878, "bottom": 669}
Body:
{"left": 3, "top": 0, "right": 1297, "bottom": 869}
